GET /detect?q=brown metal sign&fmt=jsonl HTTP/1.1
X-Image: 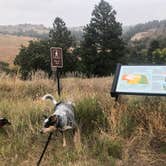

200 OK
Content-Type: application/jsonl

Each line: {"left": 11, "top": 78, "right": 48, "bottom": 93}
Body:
{"left": 50, "top": 47, "right": 63, "bottom": 68}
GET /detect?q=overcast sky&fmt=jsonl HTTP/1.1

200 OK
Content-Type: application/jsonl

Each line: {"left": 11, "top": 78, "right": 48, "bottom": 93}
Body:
{"left": 0, "top": 0, "right": 166, "bottom": 27}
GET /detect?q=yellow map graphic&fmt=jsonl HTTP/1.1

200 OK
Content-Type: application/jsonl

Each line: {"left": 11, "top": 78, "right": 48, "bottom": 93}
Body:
{"left": 122, "top": 74, "right": 148, "bottom": 84}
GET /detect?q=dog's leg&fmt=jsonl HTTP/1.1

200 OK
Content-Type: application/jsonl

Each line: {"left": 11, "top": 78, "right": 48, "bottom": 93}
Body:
{"left": 62, "top": 132, "right": 67, "bottom": 147}
{"left": 73, "top": 126, "right": 81, "bottom": 150}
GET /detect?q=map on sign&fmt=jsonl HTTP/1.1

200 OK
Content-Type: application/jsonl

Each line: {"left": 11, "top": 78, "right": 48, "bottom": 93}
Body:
{"left": 111, "top": 64, "right": 166, "bottom": 96}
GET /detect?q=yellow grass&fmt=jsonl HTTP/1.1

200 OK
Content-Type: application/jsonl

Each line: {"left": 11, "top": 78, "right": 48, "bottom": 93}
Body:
{"left": 0, "top": 75, "right": 165, "bottom": 166}
{"left": 0, "top": 34, "right": 35, "bottom": 65}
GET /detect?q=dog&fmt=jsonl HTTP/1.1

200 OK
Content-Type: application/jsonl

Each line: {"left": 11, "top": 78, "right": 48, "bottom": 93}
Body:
{"left": 40, "top": 94, "right": 81, "bottom": 148}
{"left": 0, "top": 118, "right": 11, "bottom": 128}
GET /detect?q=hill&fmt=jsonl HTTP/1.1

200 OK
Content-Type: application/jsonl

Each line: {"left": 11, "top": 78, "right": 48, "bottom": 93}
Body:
{"left": 0, "top": 34, "right": 35, "bottom": 64}
{"left": 123, "top": 20, "right": 166, "bottom": 41}
{"left": 0, "top": 24, "right": 49, "bottom": 39}
{"left": 0, "top": 24, "right": 84, "bottom": 41}
{"left": 0, "top": 24, "right": 84, "bottom": 65}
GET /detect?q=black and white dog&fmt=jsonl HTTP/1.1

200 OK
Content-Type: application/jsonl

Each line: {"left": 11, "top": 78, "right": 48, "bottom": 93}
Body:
{"left": 40, "top": 94, "right": 80, "bottom": 148}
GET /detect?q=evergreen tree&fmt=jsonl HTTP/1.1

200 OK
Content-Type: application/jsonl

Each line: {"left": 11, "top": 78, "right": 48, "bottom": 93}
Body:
{"left": 147, "top": 40, "right": 160, "bottom": 63}
{"left": 14, "top": 40, "right": 51, "bottom": 79}
{"left": 49, "top": 17, "right": 76, "bottom": 74}
{"left": 49, "top": 17, "right": 73, "bottom": 51}
{"left": 80, "top": 0, "right": 125, "bottom": 76}
{"left": 152, "top": 48, "right": 166, "bottom": 64}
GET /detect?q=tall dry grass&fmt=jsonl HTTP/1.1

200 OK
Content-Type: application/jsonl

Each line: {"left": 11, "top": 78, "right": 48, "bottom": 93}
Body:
{"left": 0, "top": 34, "right": 35, "bottom": 65}
{"left": 0, "top": 74, "right": 165, "bottom": 166}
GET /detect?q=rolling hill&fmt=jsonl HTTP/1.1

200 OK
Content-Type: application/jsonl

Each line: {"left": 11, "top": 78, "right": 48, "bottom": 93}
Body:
{"left": 0, "top": 24, "right": 84, "bottom": 65}
{"left": 0, "top": 34, "right": 35, "bottom": 65}
{"left": 123, "top": 20, "right": 166, "bottom": 41}
{"left": 0, "top": 24, "right": 49, "bottom": 39}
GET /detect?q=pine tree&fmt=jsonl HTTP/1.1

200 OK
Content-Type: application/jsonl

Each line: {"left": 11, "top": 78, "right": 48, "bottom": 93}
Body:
{"left": 147, "top": 40, "right": 160, "bottom": 63}
{"left": 49, "top": 17, "right": 76, "bottom": 73}
{"left": 49, "top": 17, "right": 73, "bottom": 52}
{"left": 81, "top": 0, "right": 125, "bottom": 76}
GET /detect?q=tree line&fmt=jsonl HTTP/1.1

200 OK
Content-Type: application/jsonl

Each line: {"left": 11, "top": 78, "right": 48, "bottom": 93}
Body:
{"left": 14, "top": 0, "right": 125, "bottom": 79}
{"left": 13, "top": 0, "right": 166, "bottom": 79}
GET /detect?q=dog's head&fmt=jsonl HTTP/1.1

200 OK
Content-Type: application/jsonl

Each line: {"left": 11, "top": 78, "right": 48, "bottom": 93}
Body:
{"left": 40, "top": 114, "right": 57, "bottom": 134}
{"left": 0, "top": 118, "right": 11, "bottom": 128}
{"left": 44, "top": 114, "right": 57, "bottom": 128}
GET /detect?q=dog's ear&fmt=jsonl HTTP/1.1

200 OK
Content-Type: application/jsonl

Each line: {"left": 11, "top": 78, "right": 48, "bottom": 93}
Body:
{"left": 50, "top": 115, "right": 57, "bottom": 122}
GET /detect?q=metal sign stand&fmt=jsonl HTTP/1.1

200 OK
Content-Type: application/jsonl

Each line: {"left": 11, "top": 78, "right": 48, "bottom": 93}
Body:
{"left": 37, "top": 48, "right": 63, "bottom": 166}
{"left": 56, "top": 68, "right": 61, "bottom": 97}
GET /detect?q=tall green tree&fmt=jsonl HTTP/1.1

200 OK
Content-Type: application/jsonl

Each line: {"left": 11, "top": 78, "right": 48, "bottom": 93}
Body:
{"left": 49, "top": 17, "right": 76, "bottom": 74}
{"left": 152, "top": 48, "right": 166, "bottom": 64}
{"left": 14, "top": 40, "right": 51, "bottom": 79}
{"left": 49, "top": 17, "right": 73, "bottom": 51}
{"left": 80, "top": 0, "right": 125, "bottom": 76}
{"left": 147, "top": 40, "right": 160, "bottom": 63}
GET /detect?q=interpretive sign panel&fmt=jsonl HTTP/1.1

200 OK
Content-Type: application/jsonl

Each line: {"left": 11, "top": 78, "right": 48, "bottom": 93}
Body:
{"left": 111, "top": 64, "right": 166, "bottom": 97}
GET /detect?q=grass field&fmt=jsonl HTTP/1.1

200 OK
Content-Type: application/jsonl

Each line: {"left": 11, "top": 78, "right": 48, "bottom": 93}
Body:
{"left": 0, "top": 34, "right": 35, "bottom": 65}
{"left": 0, "top": 75, "right": 165, "bottom": 166}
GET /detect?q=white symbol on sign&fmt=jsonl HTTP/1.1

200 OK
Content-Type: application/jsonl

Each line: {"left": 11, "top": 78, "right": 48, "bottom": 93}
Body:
{"left": 55, "top": 51, "right": 58, "bottom": 58}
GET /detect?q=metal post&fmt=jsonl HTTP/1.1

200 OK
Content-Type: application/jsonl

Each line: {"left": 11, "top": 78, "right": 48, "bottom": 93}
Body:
{"left": 56, "top": 68, "right": 61, "bottom": 97}
{"left": 37, "top": 133, "right": 53, "bottom": 166}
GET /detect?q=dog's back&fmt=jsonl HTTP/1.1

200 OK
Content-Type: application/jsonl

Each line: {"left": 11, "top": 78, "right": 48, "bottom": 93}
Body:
{"left": 54, "top": 102, "right": 76, "bottom": 130}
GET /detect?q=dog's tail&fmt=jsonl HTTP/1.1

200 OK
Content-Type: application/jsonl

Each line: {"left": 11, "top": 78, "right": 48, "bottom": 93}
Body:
{"left": 42, "top": 94, "right": 57, "bottom": 105}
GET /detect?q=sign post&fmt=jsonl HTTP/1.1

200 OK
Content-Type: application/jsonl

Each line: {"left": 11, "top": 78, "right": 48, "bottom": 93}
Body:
{"left": 36, "top": 47, "right": 64, "bottom": 166}
{"left": 50, "top": 47, "right": 63, "bottom": 97}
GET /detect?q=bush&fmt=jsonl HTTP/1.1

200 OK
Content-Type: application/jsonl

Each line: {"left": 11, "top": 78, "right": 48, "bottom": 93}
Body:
{"left": 119, "top": 110, "right": 138, "bottom": 138}
{"left": 75, "top": 97, "right": 108, "bottom": 135}
{"left": 91, "top": 137, "right": 122, "bottom": 164}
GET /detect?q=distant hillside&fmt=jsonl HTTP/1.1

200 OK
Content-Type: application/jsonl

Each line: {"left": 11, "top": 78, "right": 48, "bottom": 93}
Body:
{"left": 0, "top": 24, "right": 84, "bottom": 41}
{"left": 0, "top": 25, "right": 84, "bottom": 65}
{"left": 0, "top": 24, "right": 49, "bottom": 39}
{"left": 2, "top": 21, "right": 166, "bottom": 43}
{"left": 0, "top": 34, "right": 35, "bottom": 64}
{"left": 123, "top": 20, "right": 166, "bottom": 41}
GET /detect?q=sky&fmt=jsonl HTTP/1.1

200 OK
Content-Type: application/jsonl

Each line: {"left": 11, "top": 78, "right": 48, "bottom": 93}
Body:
{"left": 0, "top": 0, "right": 166, "bottom": 27}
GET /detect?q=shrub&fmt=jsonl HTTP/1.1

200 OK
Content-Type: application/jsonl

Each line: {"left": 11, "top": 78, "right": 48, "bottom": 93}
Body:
{"left": 75, "top": 97, "right": 108, "bottom": 135}
{"left": 91, "top": 137, "right": 122, "bottom": 164}
{"left": 119, "top": 110, "right": 138, "bottom": 138}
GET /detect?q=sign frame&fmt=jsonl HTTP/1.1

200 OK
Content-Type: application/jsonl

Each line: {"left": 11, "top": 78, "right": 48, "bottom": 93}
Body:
{"left": 111, "top": 64, "right": 166, "bottom": 97}
{"left": 50, "top": 47, "right": 63, "bottom": 69}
